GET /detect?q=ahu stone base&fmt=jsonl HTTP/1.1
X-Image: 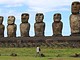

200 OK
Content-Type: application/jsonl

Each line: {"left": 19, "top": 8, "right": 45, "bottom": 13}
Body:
{"left": 0, "top": 36, "right": 80, "bottom": 48}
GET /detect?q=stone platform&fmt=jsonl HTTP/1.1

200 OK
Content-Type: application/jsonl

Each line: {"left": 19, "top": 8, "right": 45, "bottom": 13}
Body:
{"left": 0, "top": 36, "right": 80, "bottom": 48}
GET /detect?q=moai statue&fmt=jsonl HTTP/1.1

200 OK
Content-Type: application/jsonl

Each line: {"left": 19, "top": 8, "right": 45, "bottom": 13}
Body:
{"left": 52, "top": 13, "right": 63, "bottom": 36}
{"left": 0, "top": 16, "right": 5, "bottom": 37}
{"left": 70, "top": 1, "right": 80, "bottom": 36}
{"left": 7, "top": 16, "right": 17, "bottom": 37}
{"left": 34, "top": 13, "right": 45, "bottom": 37}
{"left": 20, "top": 13, "right": 30, "bottom": 37}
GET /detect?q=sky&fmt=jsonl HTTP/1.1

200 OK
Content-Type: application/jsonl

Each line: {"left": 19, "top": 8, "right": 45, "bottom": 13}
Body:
{"left": 0, "top": 0, "right": 80, "bottom": 37}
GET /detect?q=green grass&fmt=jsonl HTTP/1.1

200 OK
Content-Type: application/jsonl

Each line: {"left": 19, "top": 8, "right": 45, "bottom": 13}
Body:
{"left": 0, "top": 48, "right": 80, "bottom": 60}
{"left": 0, "top": 56, "right": 80, "bottom": 60}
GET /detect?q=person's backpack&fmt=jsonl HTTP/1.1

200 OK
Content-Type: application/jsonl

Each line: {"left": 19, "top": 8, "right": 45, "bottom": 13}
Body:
{"left": 39, "top": 48, "right": 41, "bottom": 51}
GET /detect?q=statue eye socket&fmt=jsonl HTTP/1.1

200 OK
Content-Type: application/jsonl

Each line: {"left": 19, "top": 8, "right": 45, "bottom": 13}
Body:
{"left": 8, "top": 16, "right": 10, "bottom": 18}
{"left": 54, "top": 14, "right": 56, "bottom": 16}
{"left": 22, "top": 13, "right": 29, "bottom": 17}
{"left": 72, "top": 3, "right": 74, "bottom": 5}
{"left": 58, "top": 14, "right": 59, "bottom": 16}
{"left": 0, "top": 17, "right": 2, "bottom": 18}
{"left": 22, "top": 14, "right": 25, "bottom": 16}
{"left": 36, "top": 14, "right": 38, "bottom": 16}
{"left": 57, "top": 14, "right": 59, "bottom": 16}
{"left": 22, "top": 14, "right": 26, "bottom": 16}
{"left": 76, "top": 2, "right": 79, "bottom": 5}
{"left": 27, "top": 14, "right": 29, "bottom": 16}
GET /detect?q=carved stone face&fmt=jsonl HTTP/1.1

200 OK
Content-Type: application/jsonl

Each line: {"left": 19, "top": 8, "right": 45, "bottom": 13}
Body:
{"left": 71, "top": 1, "right": 80, "bottom": 14}
{"left": 0, "top": 16, "right": 3, "bottom": 24}
{"left": 21, "top": 13, "right": 29, "bottom": 23}
{"left": 8, "top": 16, "right": 15, "bottom": 25}
{"left": 54, "top": 13, "right": 61, "bottom": 22}
{"left": 35, "top": 13, "right": 44, "bottom": 23}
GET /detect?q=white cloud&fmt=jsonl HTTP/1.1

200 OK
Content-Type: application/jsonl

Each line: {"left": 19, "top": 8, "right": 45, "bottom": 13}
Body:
{"left": 0, "top": 0, "right": 25, "bottom": 4}
{"left": 5, "top": 4, "right": 23, "bottom": 7}
{"left": 0, "top": 0, "right": 80, "bottom": 12}
{"left": 0, "top": 0, "right": 25, "bottom": 7}
{"left": 25, "top": 0, "right": 80, "bottom": 12}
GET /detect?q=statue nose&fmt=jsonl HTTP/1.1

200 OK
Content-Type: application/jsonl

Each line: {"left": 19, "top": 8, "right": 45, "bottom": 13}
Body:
{"left": 73, "top": 4, "right": 77, "bottom": 7}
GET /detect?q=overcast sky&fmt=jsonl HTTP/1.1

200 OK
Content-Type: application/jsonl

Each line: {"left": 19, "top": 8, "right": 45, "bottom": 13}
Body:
{"left": 0, "top": 0, "right": 79, "bottom": 37}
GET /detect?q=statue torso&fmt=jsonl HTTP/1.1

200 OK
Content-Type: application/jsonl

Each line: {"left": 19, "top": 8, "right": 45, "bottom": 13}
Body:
{"left": 70, "top": 14, "right": 80, "bottom": 33}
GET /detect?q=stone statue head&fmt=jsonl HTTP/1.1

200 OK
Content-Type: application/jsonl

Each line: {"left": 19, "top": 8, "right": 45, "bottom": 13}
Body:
{"left": 8, "top": 16, "right": 15, "bottom": 25}
{"left": 71, "top": 1, "right": 80, "bottom": 14}
{"left": 0, "top": 16, "right": 3, "bottom": 24}
{"left": 21, "top": 13, "right": 29, "bottom": 23}
{"left": 35, "top": 13, "right": 44, "bottom": 23}
{"left": 53, "top": 13, "right": 61, "bottom": 22}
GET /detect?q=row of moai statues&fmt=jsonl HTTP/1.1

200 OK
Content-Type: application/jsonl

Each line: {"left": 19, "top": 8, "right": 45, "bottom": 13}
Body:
{"left": 0, "top": 1, "right": 80, "bottom": 37}
{"left": 0, "top": 13, "right": 63, "bottom": 37}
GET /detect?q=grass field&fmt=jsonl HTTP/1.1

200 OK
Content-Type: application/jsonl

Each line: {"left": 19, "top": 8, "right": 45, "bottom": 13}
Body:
{"left": 0, "top": 47, "right": 80, "bottom": 60}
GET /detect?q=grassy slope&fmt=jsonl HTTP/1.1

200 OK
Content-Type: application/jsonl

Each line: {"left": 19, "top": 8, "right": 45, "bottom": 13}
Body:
{"left": 0, "top": 48, "right": 80, "bottom": 60}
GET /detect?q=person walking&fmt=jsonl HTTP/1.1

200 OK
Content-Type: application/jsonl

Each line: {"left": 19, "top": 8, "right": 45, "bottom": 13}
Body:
{"left": 36, "top": 46, "right": 41, "bottom": 57}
